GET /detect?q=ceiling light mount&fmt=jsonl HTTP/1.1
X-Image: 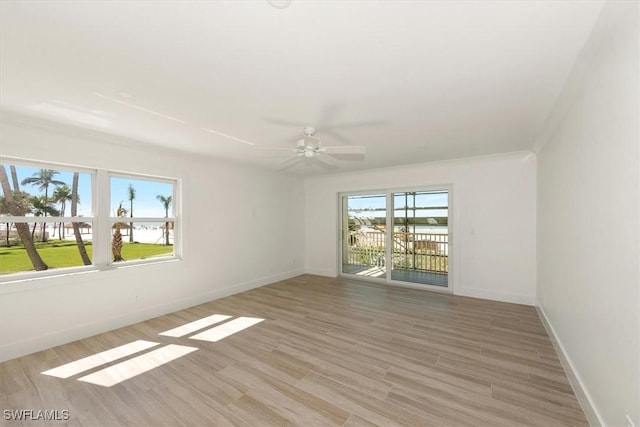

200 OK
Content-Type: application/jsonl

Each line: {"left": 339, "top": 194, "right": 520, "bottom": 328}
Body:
{"left": 303, "top": 126, "right": 315, "bottom": 137}
{"left": 267, "top": 0, "right": 292, "bottom": 10}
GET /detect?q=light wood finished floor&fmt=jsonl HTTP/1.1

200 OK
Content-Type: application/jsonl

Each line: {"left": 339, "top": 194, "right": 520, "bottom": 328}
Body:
{"left": 0, "top": 275, "right": 587, "bottom": 426}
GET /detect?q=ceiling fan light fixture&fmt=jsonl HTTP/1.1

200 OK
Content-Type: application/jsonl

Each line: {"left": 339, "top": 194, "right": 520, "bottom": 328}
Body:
{"left": 260, "top": 126, "right": 366, "bottom": 169}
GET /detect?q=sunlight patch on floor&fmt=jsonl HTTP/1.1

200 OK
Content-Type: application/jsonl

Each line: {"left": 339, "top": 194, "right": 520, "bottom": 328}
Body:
{"left": 42, "top": 340, "right": 159, "bottom": 379}
{"left": 159, "top": 314, "right": 232, "bottom": 337}
{"left": 189, "top": 317, "right": 264, "bottom": 343}
{"left": 41, "top": 314, "right": 265, "bottom": 387}
{"left": 78, "top": 344, "right": 198, "bottom": 387}
{"left": 356, "top": 266, "right": 386, "bottom": 277}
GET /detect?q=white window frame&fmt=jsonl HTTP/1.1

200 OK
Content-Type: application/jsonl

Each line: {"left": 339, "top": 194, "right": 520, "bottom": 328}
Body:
{"left": 0, "top": 157, "right": 181, "bottom": 286}
{"left": 105, "top": 170, "right": 179, "bottom": 268}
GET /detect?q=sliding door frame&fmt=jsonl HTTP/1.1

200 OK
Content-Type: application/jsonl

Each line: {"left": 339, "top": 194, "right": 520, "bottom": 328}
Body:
{"left": 338, "top": 184, "right": 455, "bottom": 294}
{"left": 337, "top": 189, "right": 388, "bottom": 285}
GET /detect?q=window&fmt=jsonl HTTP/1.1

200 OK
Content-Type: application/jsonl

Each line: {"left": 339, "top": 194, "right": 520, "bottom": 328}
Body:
{"left": 109, "top": 176, "right": 175, "bottom": 262}
{"left": 0, "top": 158, "right": 178, "bottom": 279}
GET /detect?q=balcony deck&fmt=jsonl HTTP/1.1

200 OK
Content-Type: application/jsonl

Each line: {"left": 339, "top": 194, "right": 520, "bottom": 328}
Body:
{"left": 342, "top": 264, "right": 448, "bottom": 287}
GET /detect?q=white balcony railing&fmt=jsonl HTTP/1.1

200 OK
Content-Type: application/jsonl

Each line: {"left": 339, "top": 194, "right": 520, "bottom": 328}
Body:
{"left": 345, "top": 231, "right": 448, "bottom": 274}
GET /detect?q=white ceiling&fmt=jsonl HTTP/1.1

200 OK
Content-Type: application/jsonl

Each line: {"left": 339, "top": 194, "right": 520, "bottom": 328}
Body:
{"left": 0, "top": 1, "right": 604, "bottom": 174}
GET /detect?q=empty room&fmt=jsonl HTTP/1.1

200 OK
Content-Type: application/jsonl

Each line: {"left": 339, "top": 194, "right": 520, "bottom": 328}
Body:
{"left": 0, "top": 1, "right": 638, "bottom": 426}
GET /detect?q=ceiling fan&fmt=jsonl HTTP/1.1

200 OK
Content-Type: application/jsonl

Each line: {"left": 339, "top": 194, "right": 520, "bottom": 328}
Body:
{"left": 257, "top": 127, "right": 366, "bottom": 169}
{"left": 265, "top": 103, "right": 388, "bottom": 145}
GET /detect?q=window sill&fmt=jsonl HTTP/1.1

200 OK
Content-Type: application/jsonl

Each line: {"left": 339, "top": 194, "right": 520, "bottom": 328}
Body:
{"left": 108, "top": 256, "right": 181, "bottom": 270}
{"left": 0, "top": 257, "right": 181, "bottom": 294}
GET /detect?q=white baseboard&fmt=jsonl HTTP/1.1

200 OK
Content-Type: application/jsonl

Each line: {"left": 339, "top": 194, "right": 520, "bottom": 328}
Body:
{"left": 536, "top": 302, "right": 603, "bottom": 427}
{"left": 456, "top": 286, "right": 535, "bottom": 306}
{"left": 0, "top": 269, "right": 304, "bottom": 362}
{"left": 304, "top": 267, "right": 337, "bottom": 278}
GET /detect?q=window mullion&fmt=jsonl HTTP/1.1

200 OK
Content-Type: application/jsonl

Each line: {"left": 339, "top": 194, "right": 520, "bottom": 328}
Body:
{"left": 0, "top": 216, "right": 96, "bottom": 223}
{"left": 94, "top": 170, "right": 111, "bottom": 268}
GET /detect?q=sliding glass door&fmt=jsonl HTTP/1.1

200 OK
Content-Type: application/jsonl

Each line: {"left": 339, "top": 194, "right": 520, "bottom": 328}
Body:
{"left": 390, "top": 190, "right": 449, "bottom": 287}
{"left": 341, "top": 188, "right": 450, "bottom": 290}
{"left": 341, "top": 193, "right": 387, "bottom": 279}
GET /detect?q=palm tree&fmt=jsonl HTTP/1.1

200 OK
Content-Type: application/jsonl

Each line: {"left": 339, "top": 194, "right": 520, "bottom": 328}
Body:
{"left": 21, "top": 169, "right": 65, "bottom": 242}
{"left": 29, "top": 196, "right": 59, "bottom": 240}
{"left": 156, "top": 195, "right": 172, "bottom": 246}
{"left": 127, "top": 183, "right": 136, "bottom": 243}
{"left": 10, "top": 165, "right": 20, "bottom": 191}
{"left": 71, "top": 172, "right": 91, "bottom": 265}
{"left": 5, "top": 165, "right": 23, "bottom": 246}
{"left": 52, "top": 185, "right": 74, "bottom": 239}
{"left": 0, "top": 165, "right": 48, "bottom": 271}
{"left": 0, "top": 191, "right": 32, "bottom": 247}
{"left": 0, "top": 191, "right": 32, "bottom": 216}
{"left": 112, "top": 202, "right": 127, "bottom": 262}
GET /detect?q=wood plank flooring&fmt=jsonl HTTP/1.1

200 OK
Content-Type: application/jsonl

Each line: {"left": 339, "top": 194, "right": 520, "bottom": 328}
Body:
{"left": 0, "top": 275, "right": 587, "bottom": 426}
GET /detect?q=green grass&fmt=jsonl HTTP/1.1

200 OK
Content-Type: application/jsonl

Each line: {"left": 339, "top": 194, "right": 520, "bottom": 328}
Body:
{"left": 118, "top": 242, "right": 173, "bottom": 261}
{"left": 0, "top": 240, "right": 173, "bottom": 275}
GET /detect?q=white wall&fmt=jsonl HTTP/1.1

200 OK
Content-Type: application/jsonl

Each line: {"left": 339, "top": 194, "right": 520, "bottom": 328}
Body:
{"left": 536, "top": 1, "right": 639, "bottom": 425}
{"left": 304, "top": 152, "right": 537, "bottom": 305}
{"left": 0, "top": 116, "right": 305, "bottom": 362}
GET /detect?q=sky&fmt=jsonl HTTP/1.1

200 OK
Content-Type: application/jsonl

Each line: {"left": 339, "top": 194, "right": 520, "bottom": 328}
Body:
{"left": 111, "top": 176, "right": 173, "bottom": 218}
{"left": 3, "top": 165, "right": 173, "bottom": 218}
{"left": 347, "top": 191, "right": 448, "bottom": 219}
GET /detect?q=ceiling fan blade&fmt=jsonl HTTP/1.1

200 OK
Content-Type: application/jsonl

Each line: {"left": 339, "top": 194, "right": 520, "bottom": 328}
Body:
{"left": 314, "top": 153, "right": 339, "bottom": 169}
{"left": 323, "top": 129, "right": 354, "bottom": 145}
{"left": 277, "top": 154, "right": 303, "bottom": 170}
{"left": 254, "top": 147, "right": 298, "bottom": 152}
{"left": 323, "top": 145, "right": 366, "bottom": 155}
